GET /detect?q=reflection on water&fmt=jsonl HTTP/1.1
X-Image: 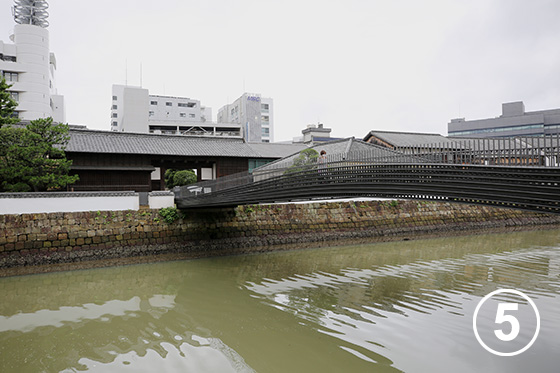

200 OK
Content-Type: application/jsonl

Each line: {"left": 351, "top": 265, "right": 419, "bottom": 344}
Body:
{"left": 0, "top": 229, "right": 559, "bottom": 372}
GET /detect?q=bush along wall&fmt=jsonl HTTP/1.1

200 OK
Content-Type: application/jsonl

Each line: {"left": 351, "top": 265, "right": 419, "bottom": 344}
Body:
{"left": 1, "top": 200, "right": 560, "bottom": 271}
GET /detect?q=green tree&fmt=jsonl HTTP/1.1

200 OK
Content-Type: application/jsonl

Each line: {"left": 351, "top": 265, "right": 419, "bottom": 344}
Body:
{"left": 0, "top": 76, "right": 19, "bottom": 128}
{"left": 0, "top": 117, "right": 79, "bottom": 192}
{"left": 284, "top": 148, "right": 319, "bottom": 174}
{"left": 164, "top": 168, "right": 197, "bottom": 188}
{"left": 164, "top": 168, "right": 177, "bottom": 188}
{"left": 172, "top": 169, "right": 197, "bottom": 187}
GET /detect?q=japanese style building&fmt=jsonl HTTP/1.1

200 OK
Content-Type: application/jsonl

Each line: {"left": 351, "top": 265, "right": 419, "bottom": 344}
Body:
{"left": 65, "top": 128, "right": 306, "bottom": 192}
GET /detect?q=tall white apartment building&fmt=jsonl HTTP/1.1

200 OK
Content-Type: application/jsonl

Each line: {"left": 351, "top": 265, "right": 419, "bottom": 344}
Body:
{"left": 217, "top": 93, "right": 274, "bottom": 143}
{"left": 111, "top": 85, "right": 241, "bottom": 137}
{"left": 0, "top": 0, "right": 65, "bottom": 122}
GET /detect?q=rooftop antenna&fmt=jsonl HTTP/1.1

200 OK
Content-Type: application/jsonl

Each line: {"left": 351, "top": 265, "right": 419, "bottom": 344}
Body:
{"left": 12, "top": 0, "right": 50, "bottom": 28}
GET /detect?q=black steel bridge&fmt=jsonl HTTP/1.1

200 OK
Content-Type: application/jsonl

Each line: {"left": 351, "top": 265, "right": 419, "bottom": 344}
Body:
{"left": 175, "top": 136, "right": 560, "bottom": 214}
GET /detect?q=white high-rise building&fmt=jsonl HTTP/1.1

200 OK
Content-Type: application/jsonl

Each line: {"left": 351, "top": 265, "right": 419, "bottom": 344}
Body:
{"left": 217, "top": 93, "right": 274, "bottom": 143}
{"left": 0, "top": 0, "right": 65, "bottom": 122}
{"left": 111, "top": 85, "right": 242, "bottom": 137}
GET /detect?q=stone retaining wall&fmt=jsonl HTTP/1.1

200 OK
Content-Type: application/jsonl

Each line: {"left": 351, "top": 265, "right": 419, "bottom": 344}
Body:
{"left": 1, "top": 200, "right": 560, "bottom": 271}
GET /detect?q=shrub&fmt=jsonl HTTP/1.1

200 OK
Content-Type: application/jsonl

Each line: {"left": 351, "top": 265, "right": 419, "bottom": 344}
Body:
{"left": 158, "top": 207, "right": 183, "bottom": 224}
{"left": 173, "top": 170, "right": 197, "bottom": 187}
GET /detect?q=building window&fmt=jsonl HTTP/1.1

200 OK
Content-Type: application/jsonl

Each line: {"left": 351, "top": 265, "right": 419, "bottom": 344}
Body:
{"left": 261, "top": 115, "right": 269, "bottom": 123}
{"left": 112, "top": 121, "right": 118, "bottom": 127}
{"left": 149, "top": 111, "right": 154, "bottom": 117}
{"left": 112, "top": 113, "right": 117, "bottom": 118}
{"left": 9, "top": 91, "right": 18, "bottom": 102}
{"left": 178, "top": 102, "right": 196, "bottom": 108}
{"left": 150, "top": 101, "right": 158, "bottom": 105}
{"left": 0, "top": 54, "right": 16, "bottom": 62}
{"left": 180, "top": 113, "right": 186, "bottom": 117}
{"left": 189, "top": 113, "right": 195, "bottom": 118}
{"left": 166, "top": 102, "right": 172, "bottom": 106}
{"left": 262, "top": 127, "right": 270, "bottom": 136}
{"left": 449, "top": 123, "right": 545, "bottom": 136}
{"left": 112, "top": 104, "right": 117, "bottom": 109}
{"left": 261, "top": 103, "right": 269, "bottom": 111}
{"left": 1, "top": 71, "right": 18, "bottom": 82}
{"left": 112, "top": 95, "right": 117, "bottom": 100}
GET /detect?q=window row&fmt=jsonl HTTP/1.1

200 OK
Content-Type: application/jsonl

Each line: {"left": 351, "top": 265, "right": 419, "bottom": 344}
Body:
{"left": 149, "top": 111, "right": 195, "bottom": 118}
{"left": 449, "top": 124, "right": 544, "bottom": 136}
{"left": 150, "top": 101, "right": 197, "bottom": 108}
{"left": 1, "top": 71, "right": 18, "bottom": 82}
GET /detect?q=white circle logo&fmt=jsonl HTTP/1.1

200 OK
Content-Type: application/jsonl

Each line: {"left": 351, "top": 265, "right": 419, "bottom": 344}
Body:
{"left": 473, "top": 289, "right": 540, "bottom": 356}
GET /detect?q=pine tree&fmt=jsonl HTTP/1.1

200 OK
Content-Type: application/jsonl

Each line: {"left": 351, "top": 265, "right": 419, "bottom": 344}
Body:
{"left": 0, "top": 76, "right": 19, "bottom": 128}
{"left": 0, "top": 117, "right": 79, "bottom": 192}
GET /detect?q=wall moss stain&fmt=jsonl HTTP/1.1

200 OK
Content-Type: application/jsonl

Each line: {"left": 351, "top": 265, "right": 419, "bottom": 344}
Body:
{"left": 1, "top": 201, "right": 560, "bottom": 271}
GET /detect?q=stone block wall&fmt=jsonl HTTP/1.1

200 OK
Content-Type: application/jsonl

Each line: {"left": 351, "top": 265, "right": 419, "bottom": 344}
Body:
{"left": 1, "top": 200, "right": 560, "bottom": 271}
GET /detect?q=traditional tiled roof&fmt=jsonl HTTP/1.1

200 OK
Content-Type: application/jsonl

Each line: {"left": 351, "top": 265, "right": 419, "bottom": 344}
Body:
{"left": 256, "top": 137, "right": 407, "bottom": 170}
{"left": 247, "top": 142, "right": 307, "bottom": 158}
{"left": 66, "top": 129, "right": 302, "bottom": 158}
{"left": 0, "top": 191, "right": 137, "bottom": 198}
{"left": 363, "top": 130, "right": 452, "bottom": 147}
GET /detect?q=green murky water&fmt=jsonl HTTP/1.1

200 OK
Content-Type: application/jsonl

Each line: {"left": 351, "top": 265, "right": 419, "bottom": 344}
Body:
{"left": 1, "top": 229, "right": 559, "bottom": 372}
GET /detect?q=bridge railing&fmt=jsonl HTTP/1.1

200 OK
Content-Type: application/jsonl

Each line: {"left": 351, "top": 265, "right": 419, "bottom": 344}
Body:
{"left": 174, "top": 148, "right": 430, "bottom": 201}
{"left": 175, "top": 134, "right": 560, "bottom": 204}
{"left": 400, "top": 134, "right": 560, "bottom": 167}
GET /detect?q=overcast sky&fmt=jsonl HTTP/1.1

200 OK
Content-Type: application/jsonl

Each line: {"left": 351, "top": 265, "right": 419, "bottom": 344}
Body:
{"left": 2, "top": 0, "right": 559, "bottom": 142}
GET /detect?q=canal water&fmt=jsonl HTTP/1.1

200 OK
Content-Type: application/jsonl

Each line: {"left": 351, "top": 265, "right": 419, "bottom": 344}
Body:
{"left": 1, "top": 229, "right": 559, "bottom": 372}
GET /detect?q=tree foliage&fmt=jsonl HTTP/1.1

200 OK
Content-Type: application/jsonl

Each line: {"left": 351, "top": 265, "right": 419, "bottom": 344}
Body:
{"left": 0, "top": 77, "right": 19, "bottom": 128}
{"left": 164, "top": 169, "right": 197, "bottom": 188}
{"left": 164, "top": 169, "right": 176, "bottom": 188}
{"left": 173, "top": 170, "right": 197, "bottom": 187}
{"left": 284, "top": 148, "right": 319, "bottom": 174}
{"left": 0, "top": 117, "right": 79, "bottom": 192}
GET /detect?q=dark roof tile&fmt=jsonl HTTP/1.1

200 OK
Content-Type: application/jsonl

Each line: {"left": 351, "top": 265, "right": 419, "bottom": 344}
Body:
{"left": 67, "top": 129, "right": 258, "bottom": 157}
{"left": 364, "top": 130, "right": 451, "bottom": 147}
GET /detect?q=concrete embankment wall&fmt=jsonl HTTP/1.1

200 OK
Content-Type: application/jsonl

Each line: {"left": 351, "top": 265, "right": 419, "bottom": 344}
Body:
{"left": 1, "top": 200, "right": 560, "bottom": 271}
